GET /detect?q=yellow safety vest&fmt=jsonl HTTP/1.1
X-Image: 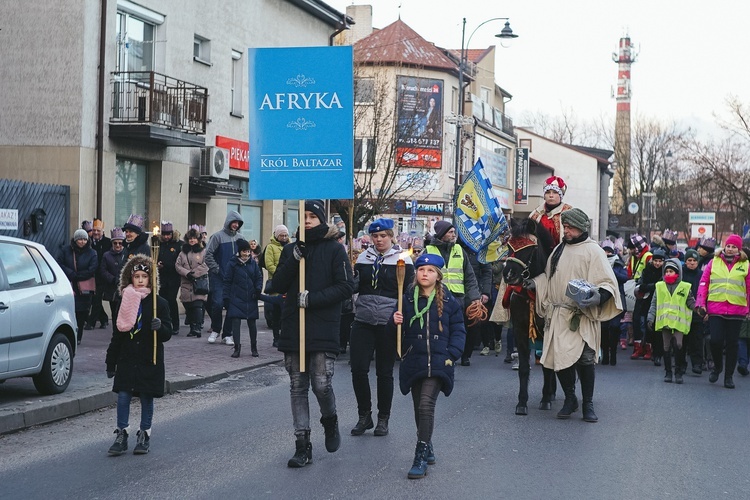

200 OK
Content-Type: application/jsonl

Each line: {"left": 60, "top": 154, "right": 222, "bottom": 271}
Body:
{"left": 708, "top": 256, "right": 749, "bottom": 306}
{"left": 654, "top": 281, "right": 692, "bottom": 334}
{"left": 630, "top": 251, "right": 652, "bottom": 280}
{"left": 426, "top": 245, "right": 465, "bottom": 294}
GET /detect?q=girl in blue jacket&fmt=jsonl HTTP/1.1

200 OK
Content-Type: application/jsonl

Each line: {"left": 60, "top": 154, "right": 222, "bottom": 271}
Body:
{"left": 390, "top": 253, "right": 466, "bottom": 479}
{"left": 223, "top": 239, "right": 263, "bottom": 357}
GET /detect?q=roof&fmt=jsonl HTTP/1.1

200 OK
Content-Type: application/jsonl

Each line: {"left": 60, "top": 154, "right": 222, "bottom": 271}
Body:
{"left": 353, "top": 19, "right": 458, "bottom": 71}
{"left": 516, "top": 127, "right": 613, "bottom": 166}
{"left": 288, "top": 0, "right": 353, "bottom": 28}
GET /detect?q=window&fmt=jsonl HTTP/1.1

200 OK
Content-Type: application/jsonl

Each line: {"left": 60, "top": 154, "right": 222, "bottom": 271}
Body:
{"left": 354, "top": 138, "right": 376, "bottom": 171}
{"left": 115, "top": 5, "right": 160, "bottom": 73}
{"left": 231, "top": 50, "right": 243, "bottom": 117}
{"left": 227, "top": 179, "right": 263, "bottom": 244}
{"left": 480, "top": 86, "right": 491, "bottom": 103}
{"left": 28, "top": 247, "right": 56, "bottom": 284}
{"left": 0, "top": 243, "right": 43, "bottom": 290}
{"left": 193, "top": 35, "right": 211, "bottom": 65}
{"left": 115, "top": 158, "right": 148, "bottom": 228}
{"left": 354, "top": 78, "right": 374, "bottom": 104}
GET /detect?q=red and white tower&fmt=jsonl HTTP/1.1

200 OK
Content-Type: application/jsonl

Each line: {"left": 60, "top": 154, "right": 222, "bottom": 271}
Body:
{"left": 611, "top": 35, "right": 637, "bottom": 214}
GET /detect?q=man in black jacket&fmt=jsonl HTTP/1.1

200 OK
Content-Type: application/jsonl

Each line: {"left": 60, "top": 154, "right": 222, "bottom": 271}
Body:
{"left": 158, "top": 221, "right": 182, "bottom": 336}
{"left": 272, "top": 199, "right": 354, "bottom": 468}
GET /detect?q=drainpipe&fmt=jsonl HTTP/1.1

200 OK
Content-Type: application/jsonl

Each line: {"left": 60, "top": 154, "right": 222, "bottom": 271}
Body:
{"left": 328, "top": 16, "right": 349, "bottom": 46}
{"left": 96, "top": 0, "right": 108, "bottom": 217}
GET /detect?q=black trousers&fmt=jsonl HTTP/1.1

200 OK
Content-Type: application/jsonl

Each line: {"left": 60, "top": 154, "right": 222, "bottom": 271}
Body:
{"left": 349, "top": 321, "right": 396, "bottom": 418}
{"left": 708, "top": 316, "right": 741, "bottom": 377}
{"left": 87, "top": 290, "right": 108, "bottom": 326}
{"left": 411, "top": 377, "right": 442, "bottom": 443}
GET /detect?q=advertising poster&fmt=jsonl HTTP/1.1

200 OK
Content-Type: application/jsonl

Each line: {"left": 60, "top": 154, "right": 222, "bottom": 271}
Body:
{"left": 395, "top": 76, "right": 443, "bottom": 169}
{"left": 247, "top": 46, "right": 354, "bottom": 200}
{"left": 514, "top": 147, "right": 529, "bottom": 205}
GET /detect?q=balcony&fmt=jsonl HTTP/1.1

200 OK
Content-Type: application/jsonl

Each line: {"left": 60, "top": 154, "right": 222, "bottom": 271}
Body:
{"left": 109, "top": 71, "right": 208, "bottom": 147}
{"left": 470, "top": 94, "right": 514, "bottom": 138}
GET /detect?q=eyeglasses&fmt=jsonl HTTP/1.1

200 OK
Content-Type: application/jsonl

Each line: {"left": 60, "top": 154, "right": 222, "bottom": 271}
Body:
{"left": 112, "top": 241, "right": 123, "bottom": 246}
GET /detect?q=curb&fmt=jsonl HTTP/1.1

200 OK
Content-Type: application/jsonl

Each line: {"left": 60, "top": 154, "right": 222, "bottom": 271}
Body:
{"left": 0, "top": 357, "right": 283, "bottom": 436}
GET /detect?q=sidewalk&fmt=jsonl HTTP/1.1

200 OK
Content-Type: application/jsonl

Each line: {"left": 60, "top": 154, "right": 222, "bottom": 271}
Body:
{"left": 0, "top": 318, "right": 282, "bottom": 435}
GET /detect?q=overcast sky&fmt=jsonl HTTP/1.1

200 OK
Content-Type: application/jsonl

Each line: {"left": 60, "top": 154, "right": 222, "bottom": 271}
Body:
{"left": 326, "top": 0, "right": 750, "bottom": 139}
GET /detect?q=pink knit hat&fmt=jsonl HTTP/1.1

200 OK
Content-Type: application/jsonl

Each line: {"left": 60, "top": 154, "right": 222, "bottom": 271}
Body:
{"left": 724, "top": 234, "right": 743, "bottom": 249}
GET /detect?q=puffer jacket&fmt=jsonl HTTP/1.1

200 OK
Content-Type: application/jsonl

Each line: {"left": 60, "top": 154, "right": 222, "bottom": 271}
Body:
{"left": 123, "top": 232, "right": 151, "bottom": 259}
{"left": 388, "top": 283, "right": 466, "bottom": 396}
{"left": 175, "top": 242, "right": 209, "bottom": 303}
{"left": 99, "top": 248, "right": 128, "bottom": 302}
{"left": 264, "top": 235, "right": 286, "bottom": 278}
{"left": 57, "top": 239, "right": 99, "bottom": 311}
{"left": 223, "top": 255, "right": 262, "bottom": 320}
{"left": 697, "top": 251, "right": 750, "bottom": 318}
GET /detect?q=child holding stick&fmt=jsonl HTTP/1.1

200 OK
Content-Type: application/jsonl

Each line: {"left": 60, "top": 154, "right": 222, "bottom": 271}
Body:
{"left": 390, "top": 254, "right": 466, "bottom": 479}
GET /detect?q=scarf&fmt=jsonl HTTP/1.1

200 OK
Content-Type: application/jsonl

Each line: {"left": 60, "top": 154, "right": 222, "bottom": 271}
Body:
{"left": 117, "top": 284, "right": 151, "bottom": 333}
{"left": 371, "top": 253, "right": 385, "bottom": 289}
{"left": 550, "top": 232, "right": 588, "bottom": 279}
{"left": 410, "top": 287, "right": 435, "bottom": 328}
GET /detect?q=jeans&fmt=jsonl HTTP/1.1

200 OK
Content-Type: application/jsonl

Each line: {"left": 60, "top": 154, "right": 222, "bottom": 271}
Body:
{"left": 208, "top": 273, "right": 226, "bottom": 335}
{"left": 411, "top": 377, "right": 442, "bottom": 443}
{"left": 230, "top": 317, "right": 257, "bottom": 349}
{"left": 349, "top": 321, "right": 396, "bottom": 417}
{"left": 117, "top": 390, "right": 154, "bottom": 431}
{"left": 708, "top": 316, "right": 741, "bottom": 376}
{"left": 284, "top": 351, "right": 337, "bottom": 438}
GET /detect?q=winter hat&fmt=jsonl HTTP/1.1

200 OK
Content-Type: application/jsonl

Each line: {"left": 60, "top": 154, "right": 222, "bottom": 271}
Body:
{"left": 110, "top": 227, "right": 125, "bottom": 241}
{"left": 236, "top": 239, "right": 251, "bottom": 253}
{"left": 698, "top": 238, "right": 716, "bottom": 251}
{"left": 661, "top": 229, "right": 678, "bottom": 245}
{"left": 368, "top": 218, "right": 394, "bottom": 233}
{"left": 664, "top": 258, "right": 681, "bottom": 273}
{"left": 304, "top": 199, "right": 326, "bottom": 224}
{"left": 81, "top": 220, "right": 93, "bottom": 231}
{"left": 629, "top": 234, "right": 648, "bottom": 254}
{"left": 651, "top": 247, "right": 667, "bottom": 260}
{"left": 274, "top": 224, "right": 289, "bottom": 238}
{"left": 160, "top": 221, "right": 174, "bottom": 234}
{"left": 123, "top": 214, "right": 144, "bottom": 234}
{"left": 433, "top": 220, "right": 454, "bottom": 240}
{"left": 684, "top": 249, "right": 699, "bottom": 261}
{"left": 560, "top": 208, "right": 590, "bottom": 232}
{"left": 724, "top": 234, "right": 743, "bottom": 249}
{"left": 414, "top": 253, "right": 445, "bottom": 270}
{"left": 73, "top": 229, "right": 89, "bottom": 241}
{"left": 601, "top": 240, "right": 615, "bottom": 253}
{"left": 543, "top": 176, "right": 567, "bottom": 197}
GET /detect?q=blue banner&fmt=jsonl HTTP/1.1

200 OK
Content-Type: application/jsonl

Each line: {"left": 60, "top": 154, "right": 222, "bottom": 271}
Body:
{"left": 248, "top": 46, "right": 354, "bottom": 200}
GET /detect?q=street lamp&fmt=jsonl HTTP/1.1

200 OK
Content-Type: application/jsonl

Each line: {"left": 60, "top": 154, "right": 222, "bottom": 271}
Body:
{"left": 452, "top": 17, "right": 518, "bottom": 206}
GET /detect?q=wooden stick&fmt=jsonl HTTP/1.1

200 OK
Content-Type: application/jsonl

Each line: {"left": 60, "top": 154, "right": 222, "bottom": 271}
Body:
{"left": 151, "top": 229, "right": 160, "bottom": 366}
{"left": 396, "top": 258, "right": 405, "bottom": 358}
{"left": 299, "top": 200, "right": 306, "bottom": 373}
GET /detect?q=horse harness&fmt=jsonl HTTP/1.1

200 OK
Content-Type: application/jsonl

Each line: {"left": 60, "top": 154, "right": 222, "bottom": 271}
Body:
{"left": 501, "top": 236, "right": 541, "bottom": 341}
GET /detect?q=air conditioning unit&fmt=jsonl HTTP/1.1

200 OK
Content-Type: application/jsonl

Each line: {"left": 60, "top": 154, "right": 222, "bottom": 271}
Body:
{"left": 200, "top": 147, "right": 229, "bottom": 180}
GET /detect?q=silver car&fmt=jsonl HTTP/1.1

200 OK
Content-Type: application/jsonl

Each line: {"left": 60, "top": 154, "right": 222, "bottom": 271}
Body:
{"left": 0, "top": 235, "right": 76, "bottom": 394}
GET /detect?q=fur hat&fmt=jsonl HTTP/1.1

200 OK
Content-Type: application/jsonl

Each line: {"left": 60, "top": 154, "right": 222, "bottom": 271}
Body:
{"left": 236, "top": 239, "right": 251, "bottom": 253}
{"left": 560, "top": 208, "right": 590, "bottom": 232}
{"left": 73, "top": 229, "right": 89, "bottom": 241}
{"left": 304, "top": 199, "right": 326, "bottom": 224}
{"left": 414, "top": 253, "right": 445, "bottom": 270}
{"left": 698, "top": 237, "right": 716, "bottom": 251}
{"left": 274, "top": 224, "right": 289, "bottom": 238}
{"left": 433, "top": 220, "right": 454, "bottom": 240}
{"left": 110, "top": 227, "right": 125, "bottom": 241}
{"left": 684, "top": 249, "right": 699, "bottom": 261}
{"left": 543, "top": 176, "right": 567, "bottom": 197}
{"left": 119, "top": 254, "right": 157, "bottom": 295}
{"left": 160, "top": 221, "right": 173, "bottom": 234}
{"left": 629, "top": 234, "right": 648, "bottom": 254}
{"left": 661, "top": 229, "right": 678, "bottom": 245}
{"left": 724, "top": 234, "right": 743, "bottom": 249}
{"left": 123, "top": 214, "right": 144, "bottom": 234}
{"left": 368, "top": 218, "right": 394, "bottom": 233}
{"left": 81, "top": 220, "right": 93, "bottom": 231}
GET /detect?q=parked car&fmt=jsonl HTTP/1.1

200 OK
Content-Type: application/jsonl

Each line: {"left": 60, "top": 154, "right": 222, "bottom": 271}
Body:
{"left": 0, "top": 235, "right": 76, "bottom": 394}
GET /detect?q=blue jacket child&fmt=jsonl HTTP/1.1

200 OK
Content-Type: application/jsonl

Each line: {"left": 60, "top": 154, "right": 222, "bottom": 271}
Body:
{"left": 222, "top": 239, "right": 262, "bottom": 356}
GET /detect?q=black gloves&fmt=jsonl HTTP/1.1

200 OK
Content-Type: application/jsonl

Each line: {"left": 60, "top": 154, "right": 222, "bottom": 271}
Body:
{"left": 187, "top": 271, "right": 195, "bottom": 281}
{"left": 297, "top": 290, "right": 310, "bottom": 308}
{"left": 107, "top": 369, "right": 115, "bottom": 379}
{"left": 151, "top": 318, "right": 161, "bottom": 330}
{"left": 293, "top": 241, "right": 307, "bottom": 261}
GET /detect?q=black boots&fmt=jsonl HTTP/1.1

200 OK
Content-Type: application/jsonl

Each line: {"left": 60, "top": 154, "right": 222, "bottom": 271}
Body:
{"left": 556, "top": 367, "right": 578, "bottom": 419}
{"left": 320, "top": 415, "right": 341, "bottom": 452}
{"left": 108, "top": 428, "right": 128, "bottom": 456}
{"left": 664, "top": 354, "right": 673, "bottom": 383}
{"left": 374, "top": 416, "right": 389, "bottom": 436}
{"left": 578, "top": 364, "right": 598, "bottom": 423}
{"left": 231, "top": 344, "right": 241, "bottom": 358}
{"left": 287, "top": 432, "right": 312, "bottom": 468}
{"left": 187, "top": 323, "right": 202, "bottom": 337}
{"left": 134, "top": 429, "right": 150, "bottom": 454}
{"left": 407, "top": 441, "right": 429, "bottom": 479}
{"left": 351, "top": 412, "right": 374, "bottom": 435}
{"left": 725, "top": 376, "right": 735, "bottom": 389}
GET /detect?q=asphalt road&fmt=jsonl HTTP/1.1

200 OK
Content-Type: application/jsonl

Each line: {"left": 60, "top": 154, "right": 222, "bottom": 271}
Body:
{"left": 0, "top": 349, "right": 748, "bottom": 499}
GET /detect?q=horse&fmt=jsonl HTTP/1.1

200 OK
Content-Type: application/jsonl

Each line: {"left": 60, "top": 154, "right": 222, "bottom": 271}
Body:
{"left": 501, "top": 218, "right": 557, "bottom": 416}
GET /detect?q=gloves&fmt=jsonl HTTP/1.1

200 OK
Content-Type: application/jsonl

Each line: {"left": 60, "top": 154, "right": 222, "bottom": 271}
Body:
{"left": 522, "top": 279, "right": 536, "bottom": 291}
{"left": 151, "top": 317, "right": 161, "bottom": 330}
{"left": 292, "top": 241, "right": 307, "bottom": 261}
{"left": 187, "top": 271, "right": 195, "bottom": 281}
{"left": 647, "top": 320, "right": 654, "bottom": 331}
{"left": 107, "top": 370, "right": 115, "bottom": 379}
{"left": 297, "top": 290, "right": 310, "bottom": 308}
{"left": 578, "top": 289, "right": 601, "bottom": 308}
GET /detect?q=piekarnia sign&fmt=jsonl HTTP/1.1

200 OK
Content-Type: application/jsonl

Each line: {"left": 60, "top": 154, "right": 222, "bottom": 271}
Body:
{"left": 247, "top": 46, "right": 354, "bottom": 200}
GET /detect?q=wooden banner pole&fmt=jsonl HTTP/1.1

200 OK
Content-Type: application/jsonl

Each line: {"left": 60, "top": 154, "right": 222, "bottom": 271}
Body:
{"left": 299, "top": 200, "right": 306, "bottom": 373}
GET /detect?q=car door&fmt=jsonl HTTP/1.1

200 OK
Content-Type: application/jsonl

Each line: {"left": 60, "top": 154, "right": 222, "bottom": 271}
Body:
{"left": 0, "top": 242, "right": 49, "bottom": 372}
{"left": 0, "top": 269, "right": 10, "bottom": 374}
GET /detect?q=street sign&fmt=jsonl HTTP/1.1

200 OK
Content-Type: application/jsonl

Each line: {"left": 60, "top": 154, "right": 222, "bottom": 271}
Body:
{"left": 627, "top": 202, "right": 639, "bottom": 214}
{"left": 688, "top": 212, "right": 716, "bottom": 224}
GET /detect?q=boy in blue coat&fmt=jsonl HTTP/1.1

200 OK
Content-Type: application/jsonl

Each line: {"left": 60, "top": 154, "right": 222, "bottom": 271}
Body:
{"left": 223, "top": 239, "right": 263, "bottom": 357}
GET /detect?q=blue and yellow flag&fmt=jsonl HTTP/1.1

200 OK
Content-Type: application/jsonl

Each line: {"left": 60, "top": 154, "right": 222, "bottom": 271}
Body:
{"left": 455, "top": 159, "right": 509, "bottom": 263}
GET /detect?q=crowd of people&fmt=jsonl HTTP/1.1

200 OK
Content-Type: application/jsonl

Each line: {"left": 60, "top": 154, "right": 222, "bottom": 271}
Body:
{"left": 57, "top": 183, "right": 750, "bottom": 475}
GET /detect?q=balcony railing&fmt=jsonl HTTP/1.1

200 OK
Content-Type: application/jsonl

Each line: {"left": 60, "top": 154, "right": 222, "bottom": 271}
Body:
{"left": 470, "top": 94, "right": 514, "bottom": 137}
{"left": 110, "top": 71, "right": 208, "bottom": 135}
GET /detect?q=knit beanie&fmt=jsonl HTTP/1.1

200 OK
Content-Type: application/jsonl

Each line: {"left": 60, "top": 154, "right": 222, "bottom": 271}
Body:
{"left": 664, "top": 258, "right": 681, "bottom": 273}
{"left": 684, "top": 249, "right": 699, "bottom": 261}
{"left": 73, "top": 229, "right": 89, "bottom": 241}
{"left": 433, "top": 220, "right": 454, "bottom": 240}
{"left": 629, "top": 234, "right": 648, "bottom": 254}
{"left": 274, "top": 224, "right": 289, "bottom": 238}
{"left": 304, "top": 200, "right": 326, "bottom": 224}
{"left": 724, "top": 234, "right": 743, "bottom": 249}
{"left": 560, "top": 208, "right": 590, "bottom": 232}
{"left": 236, "top": 239, "right": 251, "bottom": 253}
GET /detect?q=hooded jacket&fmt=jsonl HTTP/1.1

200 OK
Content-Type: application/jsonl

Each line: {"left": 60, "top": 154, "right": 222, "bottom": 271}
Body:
{"left": 263, "top": 234, "right": 286, "bottom": 278}
{"left": 205, "top": 211, "right": 245, "bottom": 276}
{"left": 354, "top": 244, "right": 415, "bottom": 325}
{"left": 223, "top": 254, "right": 262, "bottom": 320}
{"left": 648, "top": 258, "right": 696, "bottom": 326}
{"left": 272, "top": 224, "right": 354, "bottom": 353}
{"left": 696, "top": 250, "right": 750, "bottom": 318}
{"left": 123, "top": 232, "right": 151, "bottom": 259}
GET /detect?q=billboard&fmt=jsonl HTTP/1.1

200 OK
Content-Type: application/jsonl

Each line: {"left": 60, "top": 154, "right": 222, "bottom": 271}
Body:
{"left": 514, "top": 147, "right": 529, "bottom": 205}
{"left": 395, "top": 76, "right": 443, "bottom": 168}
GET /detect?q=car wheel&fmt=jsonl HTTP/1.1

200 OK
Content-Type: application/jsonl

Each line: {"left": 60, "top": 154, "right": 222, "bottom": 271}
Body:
{"left": 32, "top": 332, "right": 73, "bottom": 395}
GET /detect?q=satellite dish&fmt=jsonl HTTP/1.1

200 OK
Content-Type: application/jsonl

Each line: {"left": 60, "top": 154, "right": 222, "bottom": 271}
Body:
{"left": 628, "top": 202, "right": 639, "bottom": 215}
